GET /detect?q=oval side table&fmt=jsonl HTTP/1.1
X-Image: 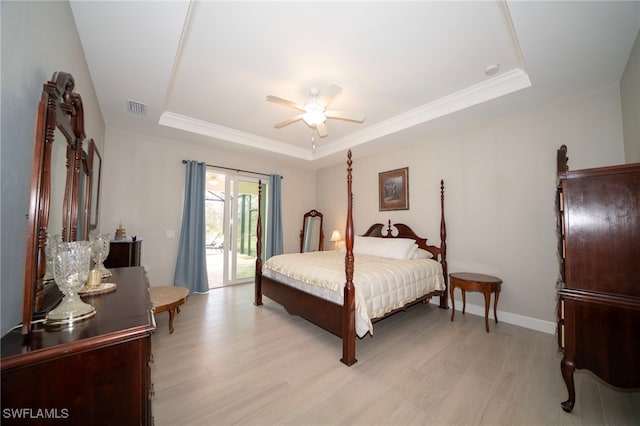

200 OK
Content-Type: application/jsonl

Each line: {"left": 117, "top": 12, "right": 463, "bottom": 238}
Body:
{"left": 449, "top": 272, "right": 502, "bottom": 332}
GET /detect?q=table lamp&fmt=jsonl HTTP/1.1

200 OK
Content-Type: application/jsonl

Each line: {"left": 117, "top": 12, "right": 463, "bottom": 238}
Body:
{"left": 330, "top": 230, "right": 341, "bottom": 249}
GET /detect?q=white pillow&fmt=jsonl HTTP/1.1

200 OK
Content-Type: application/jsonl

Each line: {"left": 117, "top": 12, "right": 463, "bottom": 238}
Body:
{"left": 412, "top": 248, "right": 434, "bottom": 259}
{"left": 353, "top": 236, "right": 417, "bottom": 260}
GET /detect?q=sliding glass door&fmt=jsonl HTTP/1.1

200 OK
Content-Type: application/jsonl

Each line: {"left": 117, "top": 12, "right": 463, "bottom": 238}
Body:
{"left": 205, "top": 169, "right": 263, "bottom": 288}
{"left": 225, "top": 176, "right": 261, "bottom": 285}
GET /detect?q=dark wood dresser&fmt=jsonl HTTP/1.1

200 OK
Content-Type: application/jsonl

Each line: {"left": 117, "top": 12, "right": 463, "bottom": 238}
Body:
{"left": 1, "top": 266, "right": 156, "bottom": 425}
{"left": 105, "top": 239, "right": 142, "bottom": 268}
{"left": 556, "top": 145, "right": 640, "bottom": 412}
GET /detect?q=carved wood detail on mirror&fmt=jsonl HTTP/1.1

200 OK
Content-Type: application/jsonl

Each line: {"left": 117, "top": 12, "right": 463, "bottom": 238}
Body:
{"left": 21, "top": 72, "right": 91, "bottom": 335}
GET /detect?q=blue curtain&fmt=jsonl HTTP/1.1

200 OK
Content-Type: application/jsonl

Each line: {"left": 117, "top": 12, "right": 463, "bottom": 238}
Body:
{"left": 174, "top": 161, "right": 209, "bottom": 293}
{"left": 266, "top": 174, "right": 283, "bottom": 258}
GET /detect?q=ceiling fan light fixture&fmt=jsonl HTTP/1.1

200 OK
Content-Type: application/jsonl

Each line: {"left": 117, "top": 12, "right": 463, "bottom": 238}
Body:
{"left": 302, "top": 110, "right": 326, "bottom": 126}
{"left": 267, "top": 84, "right": 363, "bottom": 137}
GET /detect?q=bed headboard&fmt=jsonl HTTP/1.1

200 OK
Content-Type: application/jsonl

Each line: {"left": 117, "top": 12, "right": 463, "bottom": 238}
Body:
{"left": 362, "top": 221, "right": 443, "bottom": 261}
{"left": 361, "top": 179, "right": 446, "bottom": 266}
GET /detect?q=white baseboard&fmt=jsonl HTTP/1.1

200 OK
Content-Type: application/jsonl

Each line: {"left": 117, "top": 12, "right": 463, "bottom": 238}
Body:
{"left": 434, "top": 296, "right": 557, "bottom": 335}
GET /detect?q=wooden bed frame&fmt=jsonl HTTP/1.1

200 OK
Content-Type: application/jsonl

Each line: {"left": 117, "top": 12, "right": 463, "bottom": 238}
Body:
{"left": 254, "top": 150, "right": 448, "bottom": 366}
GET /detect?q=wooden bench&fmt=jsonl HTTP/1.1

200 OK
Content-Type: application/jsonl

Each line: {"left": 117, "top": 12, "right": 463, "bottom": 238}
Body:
{"left": 149, "top": 286, "right": 189, "bottom": 334}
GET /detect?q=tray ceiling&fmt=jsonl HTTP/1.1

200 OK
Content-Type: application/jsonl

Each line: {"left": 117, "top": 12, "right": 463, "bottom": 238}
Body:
{"left": 69, "top": 1, "right": 640, "bottom": 167}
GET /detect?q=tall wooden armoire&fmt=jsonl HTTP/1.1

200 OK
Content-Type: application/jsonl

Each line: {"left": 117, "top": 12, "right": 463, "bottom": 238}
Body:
{"left": 556, "top": 145, "right": 640, "bottom": 412}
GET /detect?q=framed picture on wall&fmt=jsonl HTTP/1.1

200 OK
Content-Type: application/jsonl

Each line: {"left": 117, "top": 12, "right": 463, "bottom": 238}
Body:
{"left": 379, "top": 167, "right": 409, "bottom": 211}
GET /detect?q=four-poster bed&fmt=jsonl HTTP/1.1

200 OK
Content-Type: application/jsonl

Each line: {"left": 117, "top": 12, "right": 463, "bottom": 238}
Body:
{"left": 255, "top": 150, "right": 448, "bottom": 365}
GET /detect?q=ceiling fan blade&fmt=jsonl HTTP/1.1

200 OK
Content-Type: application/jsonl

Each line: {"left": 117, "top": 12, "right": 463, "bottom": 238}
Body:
{"left": 320, "top": 84, "right": 343, "bottom": 108}
{"left": 266, "top": 95, "right": 305, "bottom": 111}
{"left": 316, "top": 122, "right": 328, "bottom": 138}
{"left": 325, "top": 110, "right": 365, "bottom": 123}
{"left": 274, "top": 114, "right": 304, "bottom": 129}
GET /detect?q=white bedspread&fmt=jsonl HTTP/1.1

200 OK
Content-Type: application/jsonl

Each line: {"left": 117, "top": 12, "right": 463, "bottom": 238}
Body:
{"left": 262, "top": 251, "right": 445, "bottom": 337}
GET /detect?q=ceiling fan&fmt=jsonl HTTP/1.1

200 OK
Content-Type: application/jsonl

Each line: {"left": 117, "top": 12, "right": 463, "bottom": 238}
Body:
{"left": 266, "top": 84, "right": 365, "bottom": 138}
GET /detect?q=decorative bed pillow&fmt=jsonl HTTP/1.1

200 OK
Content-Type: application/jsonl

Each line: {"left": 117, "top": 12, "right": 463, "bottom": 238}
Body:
{"left": 413, "top": 248, "right": 434, "bottom": 259}
{"left": 353, "top": 236, "right": 417, "bottom": 260}
{"left": 407, "top": 243, "right": 419, "bottom": 259}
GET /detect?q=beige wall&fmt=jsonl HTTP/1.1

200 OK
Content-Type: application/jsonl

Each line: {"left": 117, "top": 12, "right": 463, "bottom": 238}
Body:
{"left": 99, "top": 128, "right": 316, "bottom": 286}
{"left": 317, "top": 85, "right": 625, "bottom": 332}
{"left": 1, "top": 1, "right": 105, "bottom": 334}
{"left": 621, "top": 30, "right": 640, "bottom": 163}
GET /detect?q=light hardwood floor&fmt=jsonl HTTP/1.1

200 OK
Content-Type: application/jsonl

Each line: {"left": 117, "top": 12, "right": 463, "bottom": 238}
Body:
{"left": 151, "top": 284, "right": 640, "bottom": 425}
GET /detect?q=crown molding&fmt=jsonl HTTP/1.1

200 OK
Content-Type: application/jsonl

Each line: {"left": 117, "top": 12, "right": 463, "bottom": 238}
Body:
{"left": 159, "top": 111, "right": 313, "bottom": 161}
{"left": 319, "top": 68, "right": 531, "bottom": 158}
{"left": 160, "top": 68, "right": 530, "bottom": 162}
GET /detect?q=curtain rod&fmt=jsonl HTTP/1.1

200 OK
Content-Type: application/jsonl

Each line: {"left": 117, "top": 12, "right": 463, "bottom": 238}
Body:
{"left": 181, "top": 159, "right": 277, "bottom": 178}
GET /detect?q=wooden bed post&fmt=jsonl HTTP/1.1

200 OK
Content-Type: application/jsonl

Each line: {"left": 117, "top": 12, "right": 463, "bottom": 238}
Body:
{"left": 439, "top": 179, "right": 448, "bottom": 309}
{"left": 254, "top": 179, "right": 263, "bottom": 306}
{"left": 341, "top": 150, "right": 357, "bottom": 366}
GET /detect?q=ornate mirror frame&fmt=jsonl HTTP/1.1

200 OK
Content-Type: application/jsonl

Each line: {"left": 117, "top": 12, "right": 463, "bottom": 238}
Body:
{"left": 21, "top": 72, "right": 87, "bottom": 334}
{"left": 299, "top": 209, "right": 324, "bottom": 252}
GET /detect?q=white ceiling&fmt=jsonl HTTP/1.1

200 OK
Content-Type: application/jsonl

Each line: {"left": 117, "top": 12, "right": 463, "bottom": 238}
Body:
{"left": 69, "top": 1, "right": 639, "bottom": 168}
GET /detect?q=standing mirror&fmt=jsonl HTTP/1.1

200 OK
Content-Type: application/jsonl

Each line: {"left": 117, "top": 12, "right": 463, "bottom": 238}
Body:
{"left": 21, "top": 71, "right": 87, "bottom": 334}
{"left": 300, "top": 210, "right": 324, "bottom": 252}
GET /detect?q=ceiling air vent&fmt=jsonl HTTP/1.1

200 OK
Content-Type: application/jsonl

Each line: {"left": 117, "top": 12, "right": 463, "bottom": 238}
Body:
{"left": 127, "top": 100, "right": 147, "bottom": 115}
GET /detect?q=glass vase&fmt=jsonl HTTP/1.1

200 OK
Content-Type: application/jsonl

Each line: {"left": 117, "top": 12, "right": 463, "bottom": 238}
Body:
{"left": 45, "top": 240, "right": 96, "bottom": 325}
{"left": 90, "top": 233, "right": 112, "bottom": 278}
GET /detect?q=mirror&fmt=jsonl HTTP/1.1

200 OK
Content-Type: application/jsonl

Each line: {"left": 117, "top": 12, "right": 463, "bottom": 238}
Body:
{"left": 300, "top": 209, "right": 324, "bottom": 252}
{"left": 88, "top": 139, "right": 102, "bottom": 230}
{"left": 78, "top": 149, "right": 91, "bottom": 240}
{"left": 48, "top": 127, "right": 67, "bottom": 240}
{"left": 21, "top": 71, "right": 88, "bottom": 334}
